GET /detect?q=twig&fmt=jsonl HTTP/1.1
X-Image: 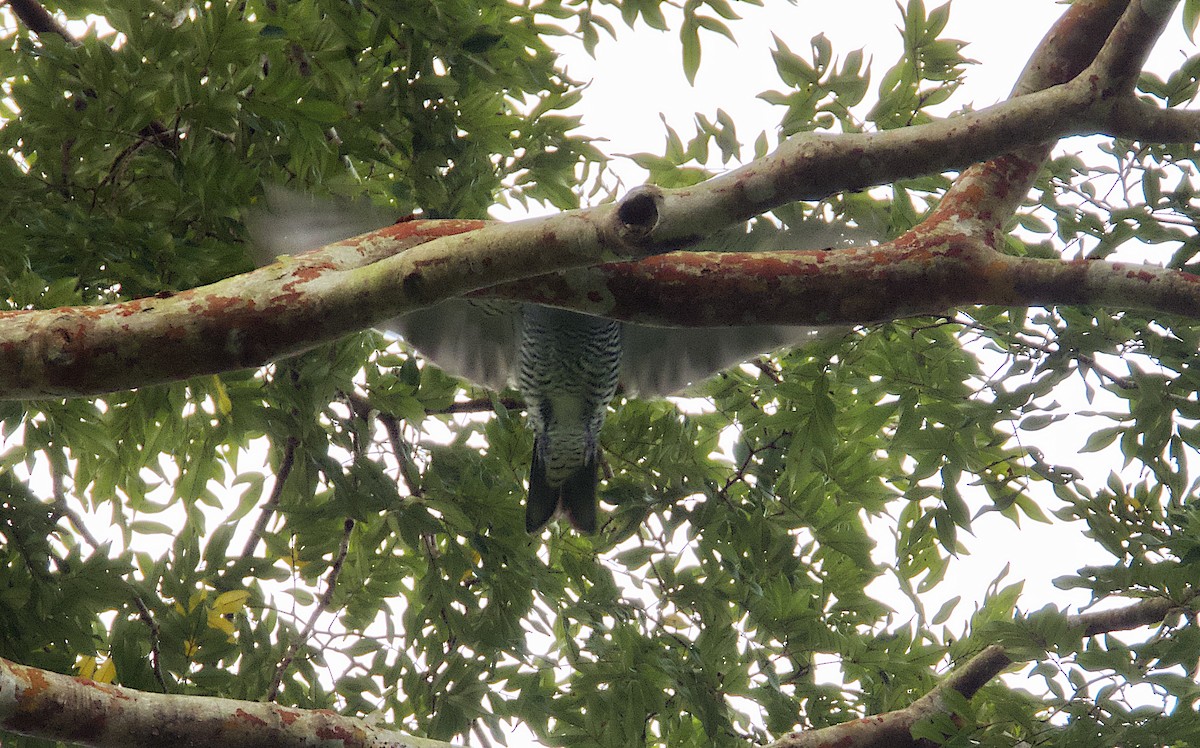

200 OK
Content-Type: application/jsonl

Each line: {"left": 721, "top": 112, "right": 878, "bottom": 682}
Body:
{"left": 44, "top": 451, "right": 168, "bottom": 691}
{"left": 47, "top": 460, "right": 101, "bottom": 550}
{"left": 427, "top": 396, "right": 524, "bottom": 414}
{"left": 343, "top": 390, "right": 426, "bottom": 497}
{"left": 266, "top": 518, "right": 354, "bottom": 701}
{"left": 378, "top": 408, "right": 424, "bottom": 499}
{"left": 130, "top": 595, "right": 167, "bottom": 693}
{"left": 954, "top": 315, "right": 1138, "bottom": 390}
{"left": 749, "top": 356, "right": 783, "bottom": 385}
{"left": 240, "top": 437, "right": 298, "bottom": 558}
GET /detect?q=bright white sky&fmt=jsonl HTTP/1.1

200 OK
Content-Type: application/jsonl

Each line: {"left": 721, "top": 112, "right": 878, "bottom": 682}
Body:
{"left": 563, "top": 2, "right": 1065, "bottom": 168}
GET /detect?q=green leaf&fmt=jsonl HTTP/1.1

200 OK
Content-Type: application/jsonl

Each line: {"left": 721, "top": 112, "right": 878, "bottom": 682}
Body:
{"left": 931, "top": 595, "right": 960, "bottom": 625}
{"left": 1185, "top": 0, "right": 1200, "bottom": 41}
{"left": 681, "top": 20, "right": 702, "bottom": 84}
{"left": 1080, "top": 425, "right": 1124, "bottom": 453}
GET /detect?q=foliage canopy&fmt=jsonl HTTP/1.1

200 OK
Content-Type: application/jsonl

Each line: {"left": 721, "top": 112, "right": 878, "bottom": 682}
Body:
{"left": 0, "top": 1, "right": 1199, "bottom": 747}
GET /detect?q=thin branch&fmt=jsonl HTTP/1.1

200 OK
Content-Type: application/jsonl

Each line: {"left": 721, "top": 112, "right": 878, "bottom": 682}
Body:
{"left": 1074, "top": 595, "right": 1181, "bottom": 636}
{"left": 377, "top": 407, "right": 424, "bottom": 499}
{"left": 43, "top": 452, "right": 169, "bottom": 691}
{"left": 427, "top": 396, "right": 524, "bottom": 414}
{"left": 240, "top": 437, "right": 298, "bottom": 558}
{"left": 47, "top": 461, "right": 101, "bottom": 550}
{"left": 130, "top": 595, "right": 167, "bottom": 693}
{"left": 266, "top": 518, "right": 354, "bottom": 702}
{"left": 5, "top": 0, "right": 77, "bottom": 44}
{"left": 954, "top": 315, "right": 1138, "bottom": 390}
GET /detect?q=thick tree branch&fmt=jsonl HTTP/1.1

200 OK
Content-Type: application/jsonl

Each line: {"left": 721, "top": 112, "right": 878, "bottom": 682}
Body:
{"left": 488, "top": 0, "right": 1195, "bottom": 326}
{"left": 0, "top": 0, "right": 1195, "bottom": 403}
{"left": 0, "top": 197, "right": 656, "bottom": 398}
{"left": 0, "top": 655, "right": 450, "bottom": 748}
{"left": 767, "top": 596, "right": 1187, "bottom": 748}
{"left": 1083, "top": 0, "right": 1177, "bottom": 95}
{"left": 1109, "top": 97, "right": 1200, "bottom": 142}
{"left": 485, "top": 240, "right": 1200, "bottom": 326}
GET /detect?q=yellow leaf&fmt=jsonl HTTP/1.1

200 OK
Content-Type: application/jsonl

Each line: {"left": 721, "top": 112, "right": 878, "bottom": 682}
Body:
{"left": 210, "top": 375, "right": 232, "bottom": 415}
{"left": 207, "top": 611, "right": 236, "bottom": 638}
{"left": 76, "top": 655, "right": 97, "bottom": 679}
{"left": 183, "top": 638, "right": 199, "bottom": 657}
{"left": 94, "top": 658, "right": 117, "bottom": 684}
{"left": 186, "top": 590, "right": 208, "bottom": 613}
{"left": 211, "top": 589, "right": 250, "bottom": 616}
{"left": 460, "top": 551, "right": 483, "bottom": 582}
{"left": 207, "top": 590, "right": 248, "bottom": 641}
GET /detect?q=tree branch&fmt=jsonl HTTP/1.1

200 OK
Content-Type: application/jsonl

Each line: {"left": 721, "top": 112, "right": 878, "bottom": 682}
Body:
{"left": 0, "top": 654, "right": 451, "bottom": 748}
{"left": 0, "top": 189, "right": 665, "bottom": 399}
{"left": 0, "top": 592, "right": 1179, "bottom": 748}
{"left": 0, "top": 0, "right": 1194, "bottom": 404}
{"left": 1109, "top": 97, "right": 1200, "bottom": 142}
{"left": 1083, "top": 0, "right": 1177, "bottom": 95}
{"left": 129, "top": 595, "right": 167, "bottom": 694}
{"left": 767, "top": 595, "right": 1188, "bottom": 748}
{"left": 240, "top": 437, "right": 298, "bottom": 558}
{"left": 518, "top": 234, "right": 1200, "bottom": 326}
{"left": 5, "top": 0, "right": 77, "bottom": 44}
{"left": 426, "top": 396, "right": 524, "bottom": 414}
{"left": 267, "top": 518, "right": 354, "bottom": 702}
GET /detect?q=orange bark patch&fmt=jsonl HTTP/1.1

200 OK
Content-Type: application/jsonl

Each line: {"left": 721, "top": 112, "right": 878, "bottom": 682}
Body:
{"left": 16, "top": 665, "right": 50, "bottom": 699}
{"left": 234, "top": 708, "right": 269, "bottom": 726}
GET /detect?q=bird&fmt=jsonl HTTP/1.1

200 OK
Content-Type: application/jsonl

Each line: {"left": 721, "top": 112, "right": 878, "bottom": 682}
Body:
{"left": 517, "top": 304, "right": 621, "bottom": 533}
{"left": 248, "top": 188, "right": 861, "bottom": 533}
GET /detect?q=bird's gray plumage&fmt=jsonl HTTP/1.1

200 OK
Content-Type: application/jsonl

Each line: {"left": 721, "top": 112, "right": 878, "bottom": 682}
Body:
{"left": 248, "top": 188, "right": 864, "bottom": 533}
{"left": 518, "top": 306, "right": 621, "bottom": 532}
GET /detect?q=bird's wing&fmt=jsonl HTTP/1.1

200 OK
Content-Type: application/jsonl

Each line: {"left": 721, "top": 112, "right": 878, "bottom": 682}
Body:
{"left": 619, "top": 324, "right": 836, "bottom": 396}
{"left": 246, "top": 187, "right": 522, "bottom": 390}
{"left": 245, "top": 185, "right": 397, "bottom": 261}
{"left": 619, "top": 221, "right": 871, "bottom": 396}
{"left": 384, "top": 300, "right": 521, "bottom": 392}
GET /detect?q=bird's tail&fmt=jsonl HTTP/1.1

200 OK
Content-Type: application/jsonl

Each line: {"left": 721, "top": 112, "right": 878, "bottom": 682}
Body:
{"left": 526, "top": 439, "right": 598, "bottom": 533}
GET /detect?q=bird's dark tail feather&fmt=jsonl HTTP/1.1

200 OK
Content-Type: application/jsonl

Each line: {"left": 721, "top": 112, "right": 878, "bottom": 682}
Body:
{"left": 526, "top": 445, "right": 598, "bottom": 533}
